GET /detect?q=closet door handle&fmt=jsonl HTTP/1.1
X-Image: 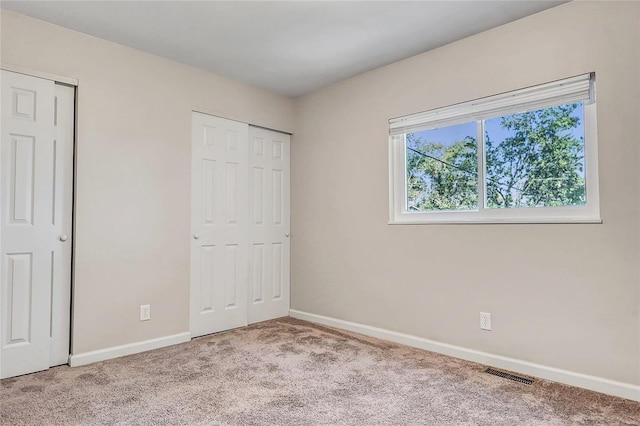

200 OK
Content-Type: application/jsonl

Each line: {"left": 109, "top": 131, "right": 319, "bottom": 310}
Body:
{"left": 59, "top": 235, "right": 68, "bottom": 242}
{"left": 193, "top": 234, "right": 199, "bottom": 240}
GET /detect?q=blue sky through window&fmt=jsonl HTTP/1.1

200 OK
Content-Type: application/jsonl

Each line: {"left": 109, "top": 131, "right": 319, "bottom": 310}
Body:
{"left": 408, "top": 103, "right": 584, "bottom": 153}
{"left": 407, "top": 122, "right": 476, "bottom": 152}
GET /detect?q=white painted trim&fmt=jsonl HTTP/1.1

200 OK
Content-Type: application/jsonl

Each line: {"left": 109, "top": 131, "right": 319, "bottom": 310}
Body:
{"left": 68, "top": 332, "right": 191, "bottom": 367}
{"left": 290, "top": 310, "right": 640, "bottom": 402}
{"left": 389, "top": 74, "right": 592, "bottom": 135}
{"left": 191, "top": 106, "right": 293, "bottom": 135}
{"left": 388, "top": 91, "right": 600, "bottom": 226}
{"left": 1, "top": 63, "right": 78, "bottom": 86}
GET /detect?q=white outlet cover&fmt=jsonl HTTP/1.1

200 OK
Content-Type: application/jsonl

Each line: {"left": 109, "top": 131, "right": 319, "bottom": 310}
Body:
{"left": 480, "top": 312, "right": 492, "bottom": 331}
{"left": 140, "top": 304, "right": 151, "bottom": 321}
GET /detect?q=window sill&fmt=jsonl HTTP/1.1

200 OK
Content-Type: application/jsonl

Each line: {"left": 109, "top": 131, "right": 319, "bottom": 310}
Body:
{"left": 388, "top": 217, "right": 603, "bottom": 225}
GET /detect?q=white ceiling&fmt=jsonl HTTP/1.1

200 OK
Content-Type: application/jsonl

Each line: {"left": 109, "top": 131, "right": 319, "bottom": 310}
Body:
{"left": 1, "top": 1, "right": 565, "bottom": 97}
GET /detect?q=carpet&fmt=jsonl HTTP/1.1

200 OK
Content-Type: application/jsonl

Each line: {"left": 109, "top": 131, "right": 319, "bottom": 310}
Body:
{"left": 1, "top": 317, "right": 638, "bottom": 425}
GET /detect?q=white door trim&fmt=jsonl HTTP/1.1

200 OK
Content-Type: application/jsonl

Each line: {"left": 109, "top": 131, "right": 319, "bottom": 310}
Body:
{"left": 191, "top": 106, "right": 293, "bottom": 137}
{"left": 1, "top": 63, "right": 78, "bottom": 86}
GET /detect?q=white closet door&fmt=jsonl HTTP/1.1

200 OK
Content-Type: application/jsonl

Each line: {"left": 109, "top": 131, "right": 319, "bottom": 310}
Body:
{"left": 248, "top": 126, "right": 290, "bottom": 324}
{"left": 190, "top": 112, "right": 249, "bottom": 338}
{"left": 1, "top": 71, "right": 73, "bottom": 378}
{"left": 49, "top": 83, "right": 74, "bottom": 367}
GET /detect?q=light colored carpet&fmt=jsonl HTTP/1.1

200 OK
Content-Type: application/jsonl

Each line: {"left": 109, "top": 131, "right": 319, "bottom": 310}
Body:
{"left": 1, "top": 317, "right": 638, "bottom": 425}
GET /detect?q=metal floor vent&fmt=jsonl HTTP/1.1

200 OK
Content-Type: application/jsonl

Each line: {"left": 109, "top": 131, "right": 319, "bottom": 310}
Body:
{"left": 484, "top": 368, "right": 534, "bottom": 385}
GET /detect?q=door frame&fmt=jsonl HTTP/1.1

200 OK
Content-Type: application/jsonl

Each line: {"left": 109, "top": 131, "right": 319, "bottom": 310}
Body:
{"left": 189, "top": 109, "right": 292, "bottom": 337}
{"left": 0, "top": 65, "right": 78, "bottom": 378}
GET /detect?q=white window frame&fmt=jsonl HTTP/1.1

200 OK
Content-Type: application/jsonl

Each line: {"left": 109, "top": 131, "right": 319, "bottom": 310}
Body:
{"left": 389, "top": 74, "right": 600, "bottom": 224}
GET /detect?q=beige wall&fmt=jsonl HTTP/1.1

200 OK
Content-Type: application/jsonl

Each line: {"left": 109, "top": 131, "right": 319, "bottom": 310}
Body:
{"left": 292, "top": 1, "right": 640, "bottom": 385}
{"left": 1, "top": 10, "right": 294, "bottom": 354}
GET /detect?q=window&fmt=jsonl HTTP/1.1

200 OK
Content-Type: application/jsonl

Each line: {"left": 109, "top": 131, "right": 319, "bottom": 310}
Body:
{"left": 389, "top": 73, "right": 600, "bottom": 224}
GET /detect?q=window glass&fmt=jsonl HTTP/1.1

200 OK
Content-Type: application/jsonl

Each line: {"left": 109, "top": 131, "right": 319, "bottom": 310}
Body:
{"left": 484, "top": 103, "right": 585, "bottom": 209}
{"left": 406, "top": 123, "right": 477, "bottom": 211}
{"left": 389, "top": 74, "right": 598, "bottom": 224}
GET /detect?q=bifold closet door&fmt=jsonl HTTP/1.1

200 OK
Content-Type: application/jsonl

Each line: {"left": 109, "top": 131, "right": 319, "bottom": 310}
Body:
{"left": 1, "top": 70, "right": 73, "bottom": 378}
{"left": 248, "top": 126, "right": 290, "bottom": 324}
{"left": 190, "top": 112, "right": 249, "bottom": 338}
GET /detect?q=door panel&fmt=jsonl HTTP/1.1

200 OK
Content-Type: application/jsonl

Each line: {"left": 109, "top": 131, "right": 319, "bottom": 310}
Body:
{"left": 49, "top": 83, "right": 74, "bottom": 367}
{"left": 191, "top": 113, "right": 248, "bottom": 338}
{"left": 6, "top": 253, "right": 33, "bottom": 343}
{"left": 1, "top": 72, "right": 73, "bottom": 378}
{"left": 9, "top": 134, "right": 36, "bottom": 224}
{"left": 1, "top": 71, "right": 55, "bottom": 378}
{"left": 248, "top": 127, "right": 290, "bottom": 324}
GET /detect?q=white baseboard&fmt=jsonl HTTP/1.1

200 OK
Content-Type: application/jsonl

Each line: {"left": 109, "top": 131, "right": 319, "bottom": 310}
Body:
{"left": 68, "top": 332, "right": 191, "bottom": 367}
{"left": 290, "top": 309, "right": 640, "bottom": 402}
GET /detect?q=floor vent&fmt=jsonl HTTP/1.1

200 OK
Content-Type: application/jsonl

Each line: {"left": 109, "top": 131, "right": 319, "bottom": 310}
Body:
{"left": 484, "top": 368, "right": 534, "bottom": 385}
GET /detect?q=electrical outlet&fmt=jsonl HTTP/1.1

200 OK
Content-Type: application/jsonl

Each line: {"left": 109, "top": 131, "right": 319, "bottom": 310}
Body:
{"left": 140, "top": 304, "right": 151, "bottom": 321}
{"left": 480, "top": 312, "right": 492, "bottom": 331}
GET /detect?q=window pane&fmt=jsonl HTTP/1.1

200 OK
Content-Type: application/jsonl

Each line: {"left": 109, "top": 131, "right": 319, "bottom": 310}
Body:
{"left": 484, "top": 103, "right": 586, "bottom": 209}
{"left": 406, "top": 123, "right": 477, "bottom": 211}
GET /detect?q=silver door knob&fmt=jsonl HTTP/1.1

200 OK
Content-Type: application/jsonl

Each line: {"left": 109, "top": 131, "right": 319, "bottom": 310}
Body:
{"left": 193, "top": 234, "right": 199, "bottom": 240}
{"left": 59, "top": 235, "right": 68, "bottom": 242}
{"left": 285, "top": 233, "right": 290, "bottom": 238}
